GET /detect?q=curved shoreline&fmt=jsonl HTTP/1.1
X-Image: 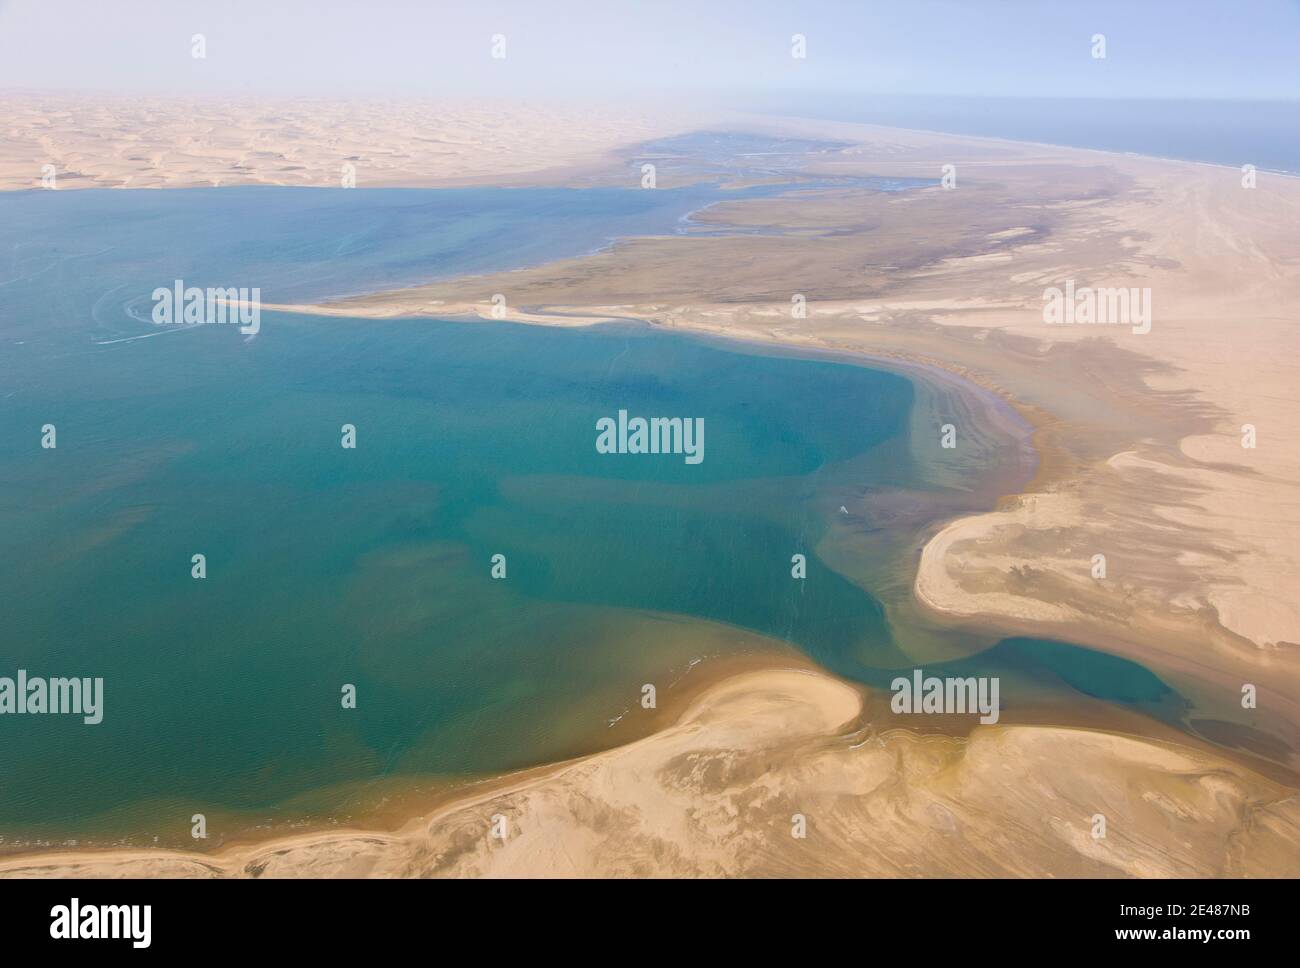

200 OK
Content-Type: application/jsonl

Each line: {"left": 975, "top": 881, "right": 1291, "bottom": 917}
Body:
{"left": 0, "top": 323, "right": 1045, "bottom": 862}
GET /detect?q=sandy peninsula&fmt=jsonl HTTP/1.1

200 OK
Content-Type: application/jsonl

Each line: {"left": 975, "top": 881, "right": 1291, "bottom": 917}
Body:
{"left": 3, "top": 100, "right": 1299, "bottom": 877}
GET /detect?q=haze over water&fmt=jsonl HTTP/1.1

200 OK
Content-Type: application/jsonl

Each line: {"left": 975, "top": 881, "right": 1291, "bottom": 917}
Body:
{"left": 753, "top": 95, "right": 1300, "bottom": 173}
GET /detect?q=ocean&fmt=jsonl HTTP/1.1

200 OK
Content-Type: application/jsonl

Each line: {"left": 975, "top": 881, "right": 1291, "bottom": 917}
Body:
{"left": 749, "top": 95, "right": 1300, "bottom": 173}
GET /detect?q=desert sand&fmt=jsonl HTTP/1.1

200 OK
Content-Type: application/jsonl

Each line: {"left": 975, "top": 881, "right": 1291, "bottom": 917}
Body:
{"left": 4, "top": 100, "right": 1298, "bottom": 876}
{"left": 0, "top": 93, "right": 707, "bottom": 190}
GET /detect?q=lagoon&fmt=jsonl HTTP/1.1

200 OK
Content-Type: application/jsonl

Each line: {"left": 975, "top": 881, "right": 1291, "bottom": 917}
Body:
{"left": 0, "top": 184, "right": 1256, "bottom": 847}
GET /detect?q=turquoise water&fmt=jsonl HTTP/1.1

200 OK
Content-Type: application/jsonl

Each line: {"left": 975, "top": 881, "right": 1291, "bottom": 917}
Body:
{"left": 0, "top": 186, "right": 1282, "bottom": 844}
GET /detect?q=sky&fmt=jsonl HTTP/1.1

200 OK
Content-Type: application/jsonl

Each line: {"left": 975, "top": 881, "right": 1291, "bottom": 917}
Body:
{"left": 0, "top": 0, "right": 1297, "bottom": 101}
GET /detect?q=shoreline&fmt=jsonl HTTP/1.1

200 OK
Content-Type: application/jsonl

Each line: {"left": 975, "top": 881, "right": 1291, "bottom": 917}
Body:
{"left": 0, "top": 651, "right": 825, "bottom": 871}
{"left": 5, "top": 110, "right": 1299, "bottom": 875}
{"left": 0, "top": 627, "right": 814, "bottom": 859}
{"left": 5, "top": 662, "right": 1298, "bottom": 878}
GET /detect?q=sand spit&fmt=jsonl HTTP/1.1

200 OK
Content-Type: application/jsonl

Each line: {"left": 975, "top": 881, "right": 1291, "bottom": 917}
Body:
{"left": 4, "top": 668, "right": 1297, "bottom": 878}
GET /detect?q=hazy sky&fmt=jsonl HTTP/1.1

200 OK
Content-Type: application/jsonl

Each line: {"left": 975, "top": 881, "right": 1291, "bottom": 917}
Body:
{"left": 1, "top": 0, "right": 1297, "bottom": 101}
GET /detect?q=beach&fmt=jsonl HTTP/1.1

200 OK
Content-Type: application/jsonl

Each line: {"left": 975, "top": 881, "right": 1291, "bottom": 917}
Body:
{"left": 3, "top": 99, "right": 1298, "bottom": 877}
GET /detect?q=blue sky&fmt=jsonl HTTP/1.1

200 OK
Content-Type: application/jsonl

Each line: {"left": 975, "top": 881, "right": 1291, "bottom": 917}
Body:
{"left": 0, "top": 0, "right": 1297, "bottom": 100}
